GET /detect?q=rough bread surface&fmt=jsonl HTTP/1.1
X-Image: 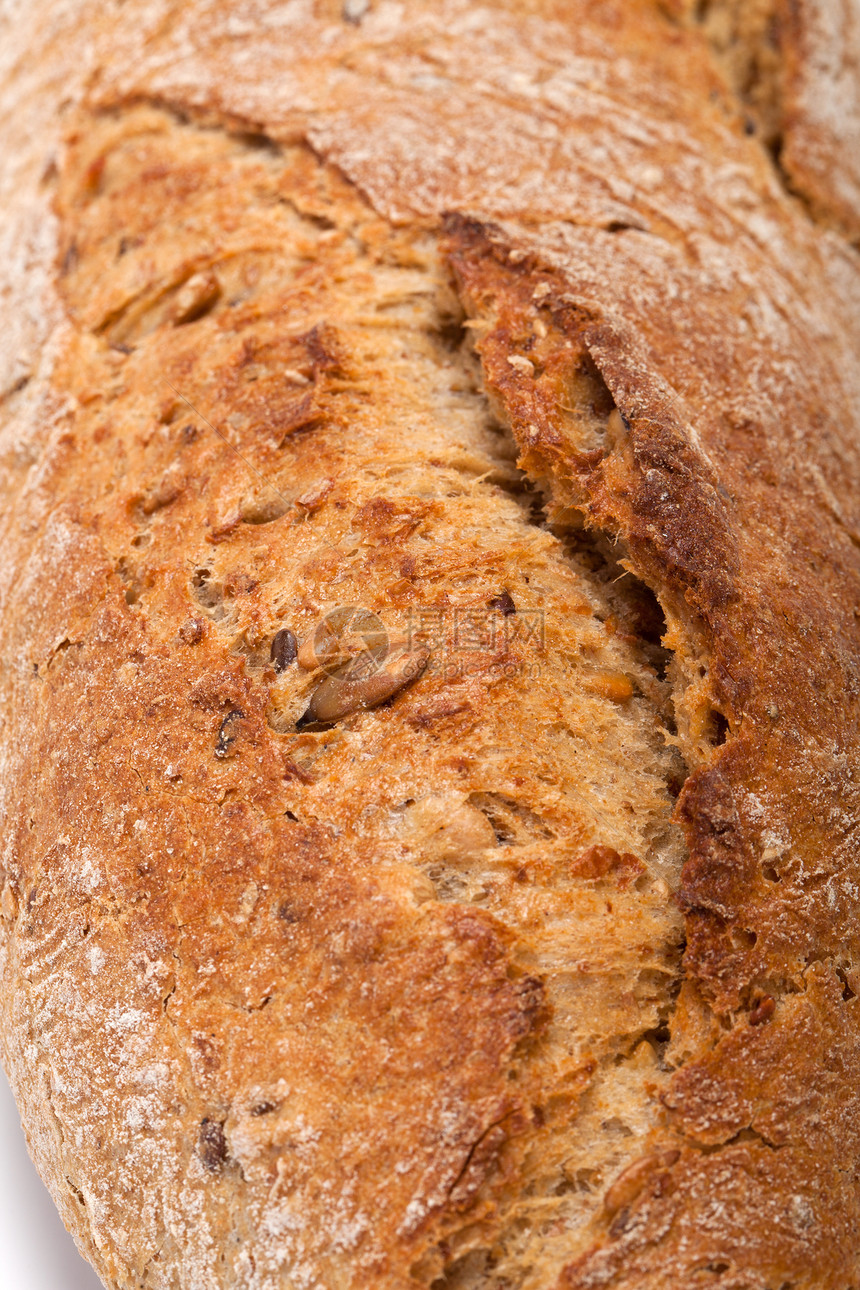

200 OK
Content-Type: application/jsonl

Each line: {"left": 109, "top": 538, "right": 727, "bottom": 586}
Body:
{"left": 0, "top": 3, "right": 859, "bottom": 1289}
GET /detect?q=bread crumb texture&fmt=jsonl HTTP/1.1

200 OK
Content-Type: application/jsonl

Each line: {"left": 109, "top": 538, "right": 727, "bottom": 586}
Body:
{"left": 0, "top": 3, "right": 858, "bottom": 1290}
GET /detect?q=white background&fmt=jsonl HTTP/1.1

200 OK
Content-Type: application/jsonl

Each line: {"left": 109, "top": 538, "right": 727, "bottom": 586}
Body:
{"left": 0, "top": 1067, "right": 104, "bottom": 1289}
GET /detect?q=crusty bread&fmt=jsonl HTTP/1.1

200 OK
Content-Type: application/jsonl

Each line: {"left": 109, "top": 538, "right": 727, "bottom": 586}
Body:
{"left": 1, "top": 2, "right": 859, "bottom": 1288}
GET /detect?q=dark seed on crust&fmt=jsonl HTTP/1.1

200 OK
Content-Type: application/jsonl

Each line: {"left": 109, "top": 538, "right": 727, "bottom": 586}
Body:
{"left": 489, "top": 590, "right": 516, "bottom": 615}
{"left": 215, "top": 709, "right": 246, "bottom": 758}
{"left": 197, "top": 1118, "right": 228, "bottom": 1172}
{"left": 270, "top": 628, "right": 298, "bottom": 672}
{"left": 608, "top": 1206, "right": 632, "bottom": 1239}
{"left": 748, "top": 995, "right": 775, "bottom": 1026}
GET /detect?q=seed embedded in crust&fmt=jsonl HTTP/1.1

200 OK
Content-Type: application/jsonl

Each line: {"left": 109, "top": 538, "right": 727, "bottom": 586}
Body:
{"left": 297, "top": 627, "right": 350, "bottom": 672}
{"left": 489, "top": 590, "right": 516, "bottom": 616}
{"left": 603, "top": 1149, "right": 681, "bottom": 1216}
{"left": 298, "top": 610, "right": 386, "bottom": 672}
{"left": 748, "top": 995, "right": 775, "bottom": 1026}
{"left": 215, "top": 708, "right": 246, "bottom": 758}
{"left": 300, "top": 646, "right": 429, "bottom": 725}
{"left": 583, "top": 670, "right": 634, "bottom": 703}
{"left": 270, "top": 628, "right": 298, "bottom": 673}
{"left": 172, "top": 271, "right": 221, "bottom": 325}
{"left": 297, "top": 634, "right": 320, "bottom": 671}
{"left": 197, "top": 1118, "right": 228, "bottom": 1172}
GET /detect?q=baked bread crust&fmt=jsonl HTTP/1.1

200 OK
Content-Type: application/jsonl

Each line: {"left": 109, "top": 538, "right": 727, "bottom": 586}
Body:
{"left": 1, "top": 2, "right": 859, "bottom": 1288}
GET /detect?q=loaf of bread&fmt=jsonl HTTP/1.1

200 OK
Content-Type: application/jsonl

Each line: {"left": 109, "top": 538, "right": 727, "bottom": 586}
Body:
{"left": 1, "top": 1, "right": 859, "bottom": 1287}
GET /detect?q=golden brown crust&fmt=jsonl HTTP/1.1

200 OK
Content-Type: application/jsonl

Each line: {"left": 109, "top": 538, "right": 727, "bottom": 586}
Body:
{"left": 779, "top": 0, "right": 860, "bottom": 241}
{"left": 444, "top": 209, "right": 860, "bottom": 1285}
{"left": 1, "top": 2, "right": 859, "bottom": 1288}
